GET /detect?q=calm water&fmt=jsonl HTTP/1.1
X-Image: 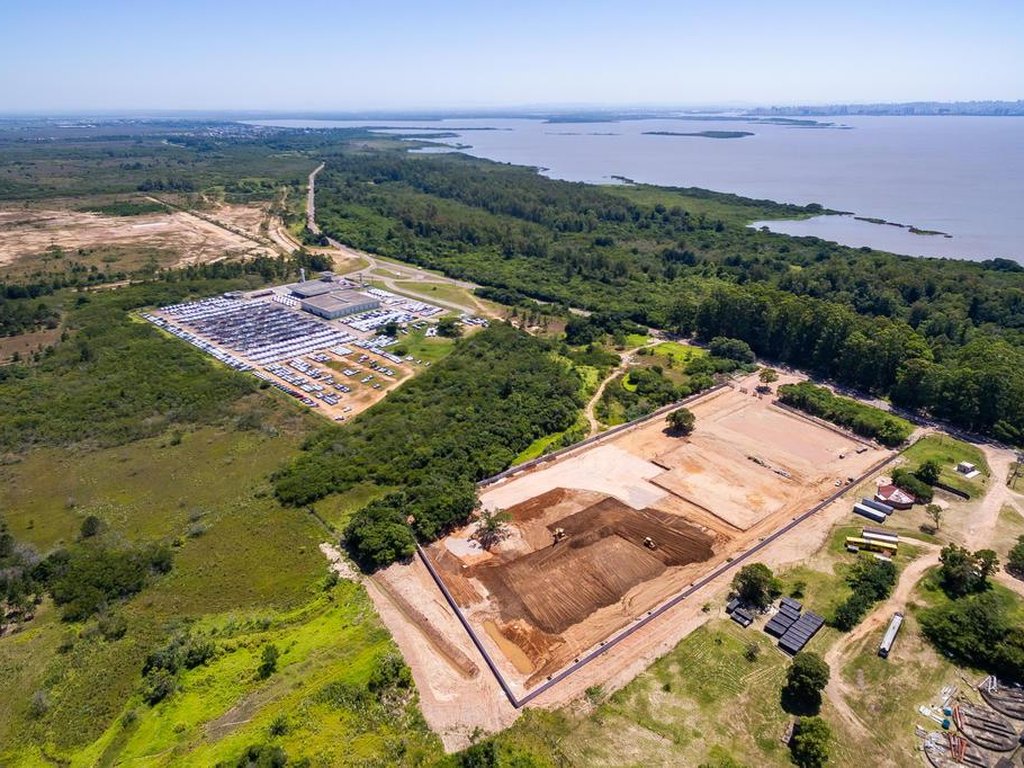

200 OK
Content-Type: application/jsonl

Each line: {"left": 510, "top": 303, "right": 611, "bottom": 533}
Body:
{"left": 253, "top": 116, "right": 1024, "bottom": 262}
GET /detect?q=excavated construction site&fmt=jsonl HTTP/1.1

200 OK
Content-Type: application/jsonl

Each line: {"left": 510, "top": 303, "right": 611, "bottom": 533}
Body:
{"left": 424, "top": 383, "right": 889, "bottom": 692}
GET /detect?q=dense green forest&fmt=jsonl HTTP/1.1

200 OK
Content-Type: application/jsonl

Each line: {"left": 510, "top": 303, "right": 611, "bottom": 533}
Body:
{"left": 312, "top": 147, "right": 1024, "bottom": 444}
{"left": 273, "top": 324, "right": 583, "bottom": 568}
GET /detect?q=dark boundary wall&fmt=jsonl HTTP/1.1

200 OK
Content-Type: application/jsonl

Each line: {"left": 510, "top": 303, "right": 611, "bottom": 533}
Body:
{"left": 420, "top": 428, "right": 905, "bottom": 708}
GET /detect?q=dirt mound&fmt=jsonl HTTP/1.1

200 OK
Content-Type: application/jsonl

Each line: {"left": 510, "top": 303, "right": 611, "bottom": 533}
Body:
{"left": 505, "top": 487, "right": 573, "bottom": 522}
{"left": 427, "top": 546, "right": 483, "bottom": 607}
{"left": 556, "top": 497, "right": 715, "bottom": 566}
{"left": 473, "top": 497, "right": 714, "bottom": 635}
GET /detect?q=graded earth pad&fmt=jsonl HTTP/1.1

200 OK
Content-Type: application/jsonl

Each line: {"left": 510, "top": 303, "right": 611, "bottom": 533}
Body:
{"left": 424, "top": 380, "right": 889, "bottom": 692}
{"left": 474, "top": 497, "right": 714, "bottom": 635}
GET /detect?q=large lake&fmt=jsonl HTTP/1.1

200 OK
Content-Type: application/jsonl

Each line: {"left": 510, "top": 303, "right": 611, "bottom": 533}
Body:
{"left": 253, "top": 116, "right": 1024, "bottom": 263}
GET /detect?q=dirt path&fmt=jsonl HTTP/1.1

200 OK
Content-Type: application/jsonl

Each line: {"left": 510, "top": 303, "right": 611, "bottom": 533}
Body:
{"left": 306, "top": 163, "right": 325, "bottom": 234}
{"left": 822, "top": 546, "right": 941, "bottom": 753}
{"left": 583, "top": 342, "right": 658, "bottom": 437}
{"left": 964, "top": 445, "right": 1017, "bottom": 550}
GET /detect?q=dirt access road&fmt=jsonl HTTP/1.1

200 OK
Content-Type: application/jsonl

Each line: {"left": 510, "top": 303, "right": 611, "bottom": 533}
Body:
{"left": 820, "top": 440, "right": 1024, "bottom": 760}
{"left": 583, "top": 341, "right": 658, "bottom": 437}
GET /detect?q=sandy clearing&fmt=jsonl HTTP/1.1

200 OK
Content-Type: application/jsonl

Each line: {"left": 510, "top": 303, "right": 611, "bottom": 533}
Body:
{"left": 480, "top": 444, "right": 668, "bottom": 511}
{"left": 0, "top": 204, "right": 275, "bottom": 269}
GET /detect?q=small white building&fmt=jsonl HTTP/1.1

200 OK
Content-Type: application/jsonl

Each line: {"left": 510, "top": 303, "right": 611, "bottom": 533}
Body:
{"left": 957, "top": 461, "right": 980, "bottom": 478}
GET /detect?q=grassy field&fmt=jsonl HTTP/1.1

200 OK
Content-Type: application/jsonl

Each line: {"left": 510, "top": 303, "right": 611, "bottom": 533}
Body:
{"left": 622, "top": 332, "right": 651, "bottom": 348}
{"left": 0, "top": 391, "right": 445, "bottom": 766}
{"left": 393, "top": 280, "right": 480, "bottom": 311}
{"left": 901, "top": 434, "right": 990, "bottom": 496}
{"left": 396, "top": 327, "right": 457, "bottom": 364}
{"left": 837, "top": 610, "right": 960, "bottom": 760}
{"left": 557, "top": 621, "right": 795, "bottom": 766}
{"left": 651, "top": 341, "right": 706, "bottom": 365}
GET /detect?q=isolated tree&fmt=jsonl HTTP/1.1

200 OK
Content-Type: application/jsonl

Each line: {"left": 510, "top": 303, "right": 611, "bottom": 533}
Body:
{"left": 472, "top": 509, "right": 512, "bottom": 550}
{"left": 437, "top": 316, "right": 463, "bottom": 338}
{"left": 939, "top": 544, "right": 977, "bottom": 597}
{"left": 939, "top": 544, "right": 998, "bottom": 597}
{"left": 759, "top": 367, "right": 779, "bottom": 385}
{"left": 257, "top": 644, "right": 279, "bottom": 679}
{"left": 926, "top": 503, "right": 943, "bottom": 531}
{"left": 976, "top": 549, "right": 999, "bottom": 582}
{"left": 381, "top": 320, "right": 400, "bottom": 338}
{"left": 731, "top": 563, "right": 781, "bottom": 611}
{"left": 667, "top": 407, "right": 696, "bottom": 436}
{"left": 789, "top": 716, "right": 832, "bottom": 768}
{"left": 916, "top": 459, "right": 942, "bottom": 486}
{"left": 784, "top": 652, "right": 831, "bottom": 708}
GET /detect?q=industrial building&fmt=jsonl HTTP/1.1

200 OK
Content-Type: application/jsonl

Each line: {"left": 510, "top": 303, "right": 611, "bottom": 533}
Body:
{"left": 300, "top": 290, "right": 381, "bottom": 320}
{"left": 289, "top": 280, "right": 338, "bottom": 299}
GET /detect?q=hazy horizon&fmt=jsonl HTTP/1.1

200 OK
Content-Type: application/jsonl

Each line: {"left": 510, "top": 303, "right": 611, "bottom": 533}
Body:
{"left": 2, "top": 0, "right": 1022, "bottom": 112}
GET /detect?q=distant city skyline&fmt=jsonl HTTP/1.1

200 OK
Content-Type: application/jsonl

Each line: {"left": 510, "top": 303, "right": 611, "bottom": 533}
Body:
{"left": 2, "top": 0, "right": 1022, "bottom": 112}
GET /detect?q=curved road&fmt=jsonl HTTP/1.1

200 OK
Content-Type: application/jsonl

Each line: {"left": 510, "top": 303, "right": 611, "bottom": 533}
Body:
{"left": 304, "top": 161, "right": 493, "bottom": 316}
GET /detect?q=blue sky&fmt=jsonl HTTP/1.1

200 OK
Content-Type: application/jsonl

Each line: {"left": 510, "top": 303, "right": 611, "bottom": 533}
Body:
{"left": 2, "top": 0, "right": 1022, "bottom": 112}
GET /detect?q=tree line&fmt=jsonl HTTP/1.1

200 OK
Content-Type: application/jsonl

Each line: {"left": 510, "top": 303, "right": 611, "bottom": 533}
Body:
{"left": 311, "top": 146, "right": 1024, "bottom": 446}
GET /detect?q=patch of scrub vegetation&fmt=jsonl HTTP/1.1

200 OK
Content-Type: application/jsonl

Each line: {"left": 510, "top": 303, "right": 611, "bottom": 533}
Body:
{"left": 0, "top": 257, "right": 441, "bottom": 765}
{"left": 79, "top": 199, "right": 169, "bottom": 216}
{"left": 595, "top": 344, "right": 731, "bottom": 426}
{"left": 0, "top": 410, "right": 330, "bottom": 763}
{"left": 900, "top": 434, "right": 990, "bottom": 496}
{"left": 652, "top": 340, "right": 706, "bottom": 365}
{"left": 76, "top": 584, "right": 439, "bottom": 767}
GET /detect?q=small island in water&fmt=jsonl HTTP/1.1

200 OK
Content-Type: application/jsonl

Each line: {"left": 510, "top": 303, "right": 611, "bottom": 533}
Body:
{"left": 643, "top": 130, "right": 754, "bottom": 139}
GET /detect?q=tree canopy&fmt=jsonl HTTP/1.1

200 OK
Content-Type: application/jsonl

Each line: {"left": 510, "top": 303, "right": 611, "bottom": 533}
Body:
{"left": 731, "top": 563, "right": 781, "bottom": 611}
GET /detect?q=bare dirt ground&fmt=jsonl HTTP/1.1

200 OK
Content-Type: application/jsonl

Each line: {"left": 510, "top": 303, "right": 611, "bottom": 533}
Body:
{"left": 365, "top": 558, "right": 518, "bottom": 751}
{"left": 0, "top": 328, "right": 61, "bottom": 363}
{"left": 0, "top": 203, "right": 275, "bottom": 272}
{"left": 416, "top": 375, "right": 888, "bottom": 698}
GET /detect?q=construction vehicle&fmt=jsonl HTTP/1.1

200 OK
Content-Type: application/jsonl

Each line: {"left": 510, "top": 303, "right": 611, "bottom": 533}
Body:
{"left": 643, "top": 536, "right": 657, "bottom": 550}
{"left": 552, "top": 528, "right": 566, "bottom": 543}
